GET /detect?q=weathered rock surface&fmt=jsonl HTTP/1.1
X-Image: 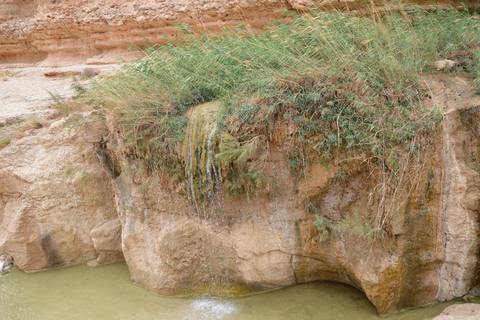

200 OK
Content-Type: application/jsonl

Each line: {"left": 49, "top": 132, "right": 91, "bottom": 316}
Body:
{"left": 1, "top": 65, "right": 480, "bottom": 316}
{"left": 0, "top": 116, "right": 123, "bottom": 270}
{"left": 0, "top": 0, "right": 295, "bottom": 64}
{"left": 109, "top": 144, "right": 445, "bottom": 314}
{"left": 89, "top": 219, "right": 123, "bottom": 265}
{"left": 0, "top": 64, "right": 116, "bottom": 119}
{"left": 431, "top": 75, "right": 480, "bottom": 302}
{"left": 98, "top": 75, "right": 480, "bottom": 314}
{"left": 0, "top": 0, "right": 471, "bottom": 65}
{"left": 431, "top": 304, "right": 480, "bottom": 320}
{"left": 435, "top": 59, "right": 463, "bottom": 71}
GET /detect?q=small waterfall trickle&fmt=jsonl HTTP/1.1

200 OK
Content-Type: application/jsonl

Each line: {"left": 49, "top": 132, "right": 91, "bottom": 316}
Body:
{"left": 186, "top": 114, "right": 200, "bottom": 214}
{"left": 181, "top": 102, "right": 224, "bottom": 218}
{"left": 180, "top": 102, "right": 235, "bottom": 295}
{"left": 181, "top": 102, "right": 265, "bottom": 296}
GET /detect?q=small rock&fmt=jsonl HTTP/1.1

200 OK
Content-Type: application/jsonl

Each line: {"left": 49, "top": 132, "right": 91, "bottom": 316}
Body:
{"left": 80, "top": 67, "right": 99, "bottom": 78}
{"left": 44, "top": 70, "right": 81, "bottom": 78}
{"left": 463, "top": 284, "right": 480, "bottom": 303}
{"left": 435, "top": 59, "right": 460, "bottom": 71}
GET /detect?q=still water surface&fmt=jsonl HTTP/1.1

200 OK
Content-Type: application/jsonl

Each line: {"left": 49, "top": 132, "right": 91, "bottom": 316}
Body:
{"left": 0, "top": 262, "right": 459, "bottom": 320}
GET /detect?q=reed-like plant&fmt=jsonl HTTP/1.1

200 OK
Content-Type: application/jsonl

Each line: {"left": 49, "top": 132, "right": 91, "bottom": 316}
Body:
{"left": 80, "top": 5, "right": 480, "bottom": 215}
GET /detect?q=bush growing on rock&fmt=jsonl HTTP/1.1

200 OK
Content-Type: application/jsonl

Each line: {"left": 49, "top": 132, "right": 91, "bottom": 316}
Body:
{"left": 79, "top": 5, "right": 480, "bottom": 226}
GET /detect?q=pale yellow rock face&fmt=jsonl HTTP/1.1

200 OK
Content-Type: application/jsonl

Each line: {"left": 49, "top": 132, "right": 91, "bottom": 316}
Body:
{"left": 230, "top": 220, "right": 295, "bottom": 287}
{"left": 425, "top": 75, "right": 480, "bottom": 302}
{"left": 431, "top": 304, "right": 480, "bottom": 320}
{"left": 0, "top": 117, "right": 122, "bottom": 270}
{"left": 90, "top": 219, "right": 123, "bottom": 264}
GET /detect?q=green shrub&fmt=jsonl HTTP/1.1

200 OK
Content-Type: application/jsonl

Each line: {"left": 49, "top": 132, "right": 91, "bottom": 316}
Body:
{"left": 80, "top": 5, "right": 480, "bottom": 208}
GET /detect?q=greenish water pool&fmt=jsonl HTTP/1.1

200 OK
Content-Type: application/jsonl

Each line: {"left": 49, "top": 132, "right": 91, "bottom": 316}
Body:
{"left": 0, "top": 262, "right": 458, "bottom": 319}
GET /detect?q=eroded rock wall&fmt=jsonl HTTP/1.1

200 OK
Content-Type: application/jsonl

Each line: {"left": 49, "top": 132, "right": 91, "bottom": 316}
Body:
{"left": 0, "top": 0, "right": 471, "bottom": 65}
{"left": 0, "top": 115, "right": 123, "bottom": 270}
{"left": 106, "top": 143, "right": 444, "bottom": 314}
{"left": 88, "top": 75, "right": 479, "bottom": 314}
{"left": 431, "top": 75, "right": 480, "bottom": 301}
{"left": 0, "top": 0, "right": 295, "bottom": 64}
{"left": 0, "top": 72, "right": 479, "bottom": 315}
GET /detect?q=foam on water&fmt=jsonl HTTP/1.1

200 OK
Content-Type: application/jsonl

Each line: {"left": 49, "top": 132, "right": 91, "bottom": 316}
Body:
{"left": 189, "top": 299, "right": 236, "bottom": 320}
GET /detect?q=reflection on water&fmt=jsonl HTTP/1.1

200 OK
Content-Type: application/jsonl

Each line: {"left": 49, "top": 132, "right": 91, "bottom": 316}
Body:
{"left": 0, "top": 262, "right": 459, "bottom": 320}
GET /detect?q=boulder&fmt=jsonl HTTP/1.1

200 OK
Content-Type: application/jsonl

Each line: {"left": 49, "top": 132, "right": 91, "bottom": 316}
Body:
{"left": 0, "top": 117, "right": 121, "bottom": 270}
{"left": 90, "top": 219, "right": 124, "bottom": 265}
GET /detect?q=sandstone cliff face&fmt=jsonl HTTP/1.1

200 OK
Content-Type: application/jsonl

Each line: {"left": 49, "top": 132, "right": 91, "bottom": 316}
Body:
{"left": 0, "top": 73, "right": 479, "bottom": 314}
{"left": 105, "top": 137, "right": 442, "bottom": 314}
{"left": 432, "top": 76, "right": 480, "bottom": 302}
{"left": 0, "top": 0, "right": 469, "bottom": 65}
{"left": 0, "top": 0, "right": 296, "bottom": 64}
{"left": 0, "top": 115, "right": 123, "bottom": 270}
{"left": 0, "top": 74, "right": 478, "bottom": 314}
{"left": 94, "top": 75, "right": 479, "bottom": 314}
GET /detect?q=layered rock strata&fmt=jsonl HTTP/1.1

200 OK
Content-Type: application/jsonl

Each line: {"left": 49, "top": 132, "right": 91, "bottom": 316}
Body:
{"left": 0, "top": 0, "right": 472, "bottom": 65}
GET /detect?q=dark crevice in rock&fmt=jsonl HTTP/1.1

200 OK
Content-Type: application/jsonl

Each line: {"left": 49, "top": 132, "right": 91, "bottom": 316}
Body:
{"left": 40, "top": 234, "right": 64, "bottom": 268}
{"left": 283, "top": 0, "right": 295, "bottom": 11}
{"left": 94, "top": 141, "right": 121, "bottom": 179}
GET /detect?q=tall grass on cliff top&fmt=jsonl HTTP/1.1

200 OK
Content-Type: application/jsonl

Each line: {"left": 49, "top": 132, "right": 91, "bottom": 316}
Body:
{"left": 83, "top": 6, "right": 480, "bottom": 197}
